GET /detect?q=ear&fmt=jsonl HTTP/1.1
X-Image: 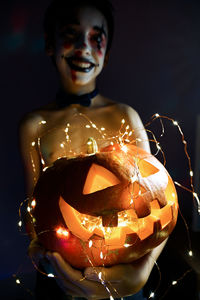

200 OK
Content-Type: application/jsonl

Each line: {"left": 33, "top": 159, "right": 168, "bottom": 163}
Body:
{"left": 103, "top": 51, "right": 110, "bottom": 67}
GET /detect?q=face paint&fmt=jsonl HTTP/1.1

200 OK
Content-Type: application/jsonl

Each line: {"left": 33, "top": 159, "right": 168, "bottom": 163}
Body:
{"left": 52, "top": 6, "right": 108, "bottom": 88}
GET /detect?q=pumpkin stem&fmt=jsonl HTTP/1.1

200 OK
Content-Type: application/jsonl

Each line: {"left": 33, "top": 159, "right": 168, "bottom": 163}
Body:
{"left": 87, "top": 137, "right": 98, "bottom": 154}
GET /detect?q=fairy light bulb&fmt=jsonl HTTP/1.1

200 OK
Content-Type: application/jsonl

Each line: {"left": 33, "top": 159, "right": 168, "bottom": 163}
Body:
{"left": 16, "top": 112, "right": 200, "bottom": 300}
{"left": 31, "top": 199, "right": 36, "bottom": 208}
{"left": 121, "top": 144, "right": 128, "bottom": 153}
{"left": 98, "top": 272, "right": 102, "bottom": 280}
{"left": 18, "top": 221, "right": 22, "bottom": 227}
{"left": 149, "top": 291, "right": 155, "bottom": 298}
{"left": 188, "top": 250, "right": 193, "bottom": 257}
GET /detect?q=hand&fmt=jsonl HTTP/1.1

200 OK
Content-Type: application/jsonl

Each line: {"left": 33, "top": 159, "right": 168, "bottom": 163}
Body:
{"left": 46, "top": 240, "right": 167, "bottom": 299}
{"left": 28, "top": 238, "right": 54, "bottom": 275}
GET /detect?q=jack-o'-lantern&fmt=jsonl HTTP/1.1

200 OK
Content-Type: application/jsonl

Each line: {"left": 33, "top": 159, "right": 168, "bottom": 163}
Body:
{"left": 32, "top": 142, "right": 178, "bottom": 269}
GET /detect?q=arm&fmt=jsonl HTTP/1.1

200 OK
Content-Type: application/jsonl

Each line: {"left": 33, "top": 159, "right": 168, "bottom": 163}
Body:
{"left": 19, "top": 113, "right": 42, "bottom": 239}
{"left": 122, "top": 104, "right": 151, "bottom": 153}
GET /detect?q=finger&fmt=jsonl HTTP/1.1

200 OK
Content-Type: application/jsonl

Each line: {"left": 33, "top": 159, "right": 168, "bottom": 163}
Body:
{"left": 46, "top": 252, "right": 86, "bottom": 297}
{"left": 28, "top": 238, "right": 46, "bottom": 266}
{"left": 47, "top": 253, "right": 113, "bottom": 298}
{"left": 47, "top": 252, "right": 85, "bottom": 282}
{"left": 84, "top": 264, "right": 126, "bottom": 283}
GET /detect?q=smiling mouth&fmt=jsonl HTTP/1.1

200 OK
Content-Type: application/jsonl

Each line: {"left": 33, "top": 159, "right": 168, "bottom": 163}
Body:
{"left": 66, "top": 57, "right": 95, "bottom": 73}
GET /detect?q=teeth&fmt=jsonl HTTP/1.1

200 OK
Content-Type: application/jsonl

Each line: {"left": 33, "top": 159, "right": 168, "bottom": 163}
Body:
{"left": 71, "top": 60, "right": 92, "bottom": 68}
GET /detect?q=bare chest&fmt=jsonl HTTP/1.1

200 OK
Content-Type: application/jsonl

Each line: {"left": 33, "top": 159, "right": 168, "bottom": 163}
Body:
{"left": 37, "top": 106, "right": 125, "bottom": 167}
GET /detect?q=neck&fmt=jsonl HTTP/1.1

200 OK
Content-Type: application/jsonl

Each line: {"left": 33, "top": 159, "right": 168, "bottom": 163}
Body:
{"left": 59, "top": 79, "right": 96, "bottom": 96}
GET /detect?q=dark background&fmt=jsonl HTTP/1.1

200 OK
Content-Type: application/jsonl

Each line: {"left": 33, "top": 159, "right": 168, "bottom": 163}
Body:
{"left": 1, "top": 0, "right": 200, "bottom": 298}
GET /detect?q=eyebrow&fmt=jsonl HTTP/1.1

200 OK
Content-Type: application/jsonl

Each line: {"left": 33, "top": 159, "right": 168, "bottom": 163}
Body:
{"left": 59, "top": 20, "right": 107, "bottom": 37}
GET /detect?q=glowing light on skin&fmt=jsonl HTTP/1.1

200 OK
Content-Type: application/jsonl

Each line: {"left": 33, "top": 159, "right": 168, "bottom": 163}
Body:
{"left": 172, "top": 280, "right": 177, "bottom": 286}
{"left": 48, "top": 273, "right": 55, "bottom": 278}
{"left": 17, "top": 113, "right": 200, "bottom": 299}
{"left": 89, "top": 240, "right": 93, "bottom": 248}
{"left": 39, "top": 120, "right": 46, "bottom": 125}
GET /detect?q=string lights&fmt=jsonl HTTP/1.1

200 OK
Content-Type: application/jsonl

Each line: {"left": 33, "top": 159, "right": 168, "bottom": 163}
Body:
{"left": 15, "top": 112, "right": 199, "bottom": 299}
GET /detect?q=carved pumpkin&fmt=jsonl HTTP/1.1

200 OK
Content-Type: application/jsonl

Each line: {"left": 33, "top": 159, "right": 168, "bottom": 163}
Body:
{"left": 32, "top": 143, "right": 178, "bottom": 269}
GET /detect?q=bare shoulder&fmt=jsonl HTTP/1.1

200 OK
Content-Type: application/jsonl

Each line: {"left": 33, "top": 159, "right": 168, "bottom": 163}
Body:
{"left": 19, "top": 111, "right": 45, "bottom": 139}
{"left": 112, "top": 102, "right": 143, "bottom": 125}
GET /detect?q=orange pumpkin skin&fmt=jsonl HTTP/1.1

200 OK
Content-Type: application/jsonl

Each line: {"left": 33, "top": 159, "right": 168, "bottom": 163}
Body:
{"left": 32, "top": 144, "right": 178, "bottom": 269}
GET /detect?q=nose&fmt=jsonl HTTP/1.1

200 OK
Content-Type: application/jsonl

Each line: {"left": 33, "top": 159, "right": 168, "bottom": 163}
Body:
{"left": 75, "top": 33, "right": 91, "bottom": 55}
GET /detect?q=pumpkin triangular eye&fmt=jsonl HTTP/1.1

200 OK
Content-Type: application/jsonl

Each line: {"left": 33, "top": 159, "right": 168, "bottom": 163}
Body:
{"left": 83, "top": 163, "right": 120, "bottom": 195}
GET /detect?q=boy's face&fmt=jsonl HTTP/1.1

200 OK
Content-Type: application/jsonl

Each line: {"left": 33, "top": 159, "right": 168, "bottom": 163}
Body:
{"left": 47, "top": 5, "right": 108, "bottom": 89}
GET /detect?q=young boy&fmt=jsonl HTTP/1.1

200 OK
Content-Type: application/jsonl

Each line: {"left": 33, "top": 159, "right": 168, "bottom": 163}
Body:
{"left": 19, "top": 0, "right": 166, "bottom": 298}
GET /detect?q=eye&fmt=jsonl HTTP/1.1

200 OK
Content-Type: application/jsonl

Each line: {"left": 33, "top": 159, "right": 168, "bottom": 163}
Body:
{"left": 59, "top": 27, "right": 78, "bottom": 40}
{"left": 90, "top": 33, "right": 104, "bottom": 45}
{"left": 83, "top": 163, "right": 120, "bottom": 195}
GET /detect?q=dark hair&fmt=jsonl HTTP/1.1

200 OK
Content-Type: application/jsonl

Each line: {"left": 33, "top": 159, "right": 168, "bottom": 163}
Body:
{"left": 44, "top": 0, "right": 114, "bottom": 53}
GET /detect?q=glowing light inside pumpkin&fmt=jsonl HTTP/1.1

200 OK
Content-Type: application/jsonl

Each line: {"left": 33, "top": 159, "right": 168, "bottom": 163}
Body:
{"left": 20, "top": 113, "right": 200, "bottom": 300}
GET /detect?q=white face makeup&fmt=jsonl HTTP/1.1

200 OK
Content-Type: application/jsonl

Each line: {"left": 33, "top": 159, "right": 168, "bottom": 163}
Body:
{"left": 50, "top": 5, "right": 108, "bottom": 92}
